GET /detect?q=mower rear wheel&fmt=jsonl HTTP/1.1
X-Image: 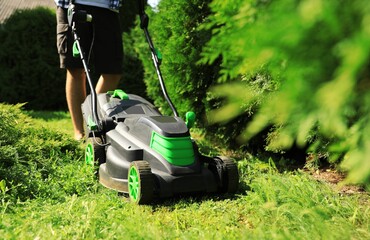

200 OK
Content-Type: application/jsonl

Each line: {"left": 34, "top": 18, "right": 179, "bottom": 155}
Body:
{"left": 209, "top": 156, "right": 239, "bottom": 194}
{"left": 85, "top": 137, "right": 105, "bottom": 167}
{"left": 128, "top": 161, "right": 154, "bottom": 204}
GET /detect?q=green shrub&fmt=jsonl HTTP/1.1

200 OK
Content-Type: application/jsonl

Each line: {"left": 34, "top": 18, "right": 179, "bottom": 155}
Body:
{"left": 0, "top": 7, "right": 66, "bottom": 110}
{"left": 201, "top": 0, "right": 370, "bottom": 186}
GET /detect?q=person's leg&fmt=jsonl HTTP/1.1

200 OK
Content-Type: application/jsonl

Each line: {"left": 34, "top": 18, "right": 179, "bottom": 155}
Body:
{"left": 57, "top": 6, "right": 91, "bottom": 140}
{"left": 95, "top": 74, "right": 121, "bottom": 93}
{"left": 66, "top": 68, "right": 86, "bottom": 140}
{"left": 92, "top": 7, "right": 123, "bottom": 94}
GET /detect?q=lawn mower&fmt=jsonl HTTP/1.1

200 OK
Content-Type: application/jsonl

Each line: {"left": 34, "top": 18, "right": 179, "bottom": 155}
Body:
{"left": 68, "top": 1, "right": 239, "bottom": 204}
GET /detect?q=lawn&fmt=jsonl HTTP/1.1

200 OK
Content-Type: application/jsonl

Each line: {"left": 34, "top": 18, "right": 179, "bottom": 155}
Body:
{"left": 0, "top": 107, "right": 369, "bottom": 239}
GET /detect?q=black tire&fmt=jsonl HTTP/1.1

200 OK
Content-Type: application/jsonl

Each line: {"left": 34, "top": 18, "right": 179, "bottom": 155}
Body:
{"left": 209, "top": 156, "right": 239, "bottom": 194}
{"left": 128, "top": 161, "right": 154, "bottom": 204}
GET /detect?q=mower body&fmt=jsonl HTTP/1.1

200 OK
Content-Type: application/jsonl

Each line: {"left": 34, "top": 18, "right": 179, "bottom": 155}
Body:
{"left": 82, "top": 91, "right": 238, "bottom": 203}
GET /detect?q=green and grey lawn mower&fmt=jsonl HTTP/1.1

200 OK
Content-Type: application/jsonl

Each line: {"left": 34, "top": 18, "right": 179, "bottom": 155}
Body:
{"left": 68, "top": 1, "right": 239, "bottom": 204}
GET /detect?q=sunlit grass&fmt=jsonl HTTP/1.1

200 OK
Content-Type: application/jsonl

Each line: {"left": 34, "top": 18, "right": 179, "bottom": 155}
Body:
{"left": 25, "top": 110, "right": 74, "bottom": 136}
{"left": 1, "top": 168, "right": 369, "bottom": 239}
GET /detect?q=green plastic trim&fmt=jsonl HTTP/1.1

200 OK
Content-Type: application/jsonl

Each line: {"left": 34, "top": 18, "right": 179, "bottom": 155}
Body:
{"left": 87, "top": 116, "right": 98, "bottom": 131}
{"left": 150, "top": 132, "right": 194, "bottom": 166}
{"left": 108, "top": 89, "right": 129, "bottom": 100}
{"left": 128, "top": 166, "right": 140, "bottom": 202}
{"left": 85, "top": 143, "right": 94, "bottom": 166}
{"left": 155, "top": 48, "right": 162, "bottom": 64}
{"left": 185, "top": 111, "right": 196, "bottom": 129}
{"left": 73, "top": 41, "right": 80, "bottom": 58}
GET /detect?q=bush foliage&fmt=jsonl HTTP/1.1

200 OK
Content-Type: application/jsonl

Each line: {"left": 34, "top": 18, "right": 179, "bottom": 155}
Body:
{"left": 200, "top": 0, "right": 370, "bottom": 186}
{"left": 132, "top": 0, "right": 370, "bottom": 185}
{"left": 0, "top": 7, "right": 66, "bottom": 110}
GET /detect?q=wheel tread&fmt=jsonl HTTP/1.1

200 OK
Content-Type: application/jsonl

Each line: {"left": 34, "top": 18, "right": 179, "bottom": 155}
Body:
{"left": 215, "top": 156, "right": 239, "bottom": 194}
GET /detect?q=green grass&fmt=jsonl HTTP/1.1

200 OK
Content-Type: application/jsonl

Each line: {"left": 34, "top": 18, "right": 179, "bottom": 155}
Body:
{"left": 1, "top": 169, "right": 369, "bottom": 239}
{"left": 1, "top": 107, "right": 369, "bottom": 239}
{"left": 25, "top": 110, "right": 74, "bottom": 136}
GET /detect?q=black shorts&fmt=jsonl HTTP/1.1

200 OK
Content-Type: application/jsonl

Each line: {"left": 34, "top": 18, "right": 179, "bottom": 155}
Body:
{"left": 56, "top": 5, "right": 123, "bottom": 74}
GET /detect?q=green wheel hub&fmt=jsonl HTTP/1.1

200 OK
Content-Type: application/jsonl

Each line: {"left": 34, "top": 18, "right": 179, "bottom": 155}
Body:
{"left": 128, "top": 166, "right": 140, "bottom": 202}
{"left": 85, "top": 143, "right": 94, "bottom": 166}
{"left": 84, "top": 138, "right": 106, "bottom": 176}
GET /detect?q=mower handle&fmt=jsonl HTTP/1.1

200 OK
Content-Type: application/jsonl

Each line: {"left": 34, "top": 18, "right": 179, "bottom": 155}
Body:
{"left": 68, "top": 3, "right": 101, "bottom": 131}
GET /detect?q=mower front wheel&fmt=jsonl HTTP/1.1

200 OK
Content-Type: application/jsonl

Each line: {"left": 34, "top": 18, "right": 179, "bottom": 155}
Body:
{"left": 85, "top": 137, "right": 106, "bottom": 167}
{"left": 128, "top": 161, "right": 155, "bottom": 204}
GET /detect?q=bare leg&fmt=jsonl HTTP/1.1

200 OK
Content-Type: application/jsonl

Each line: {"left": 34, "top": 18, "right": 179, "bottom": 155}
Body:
{"left": 95, "top": 74, "right": 121, "bottom": 94}
{"left": 66, "top": 68, "right": 86, "bottom": 140}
